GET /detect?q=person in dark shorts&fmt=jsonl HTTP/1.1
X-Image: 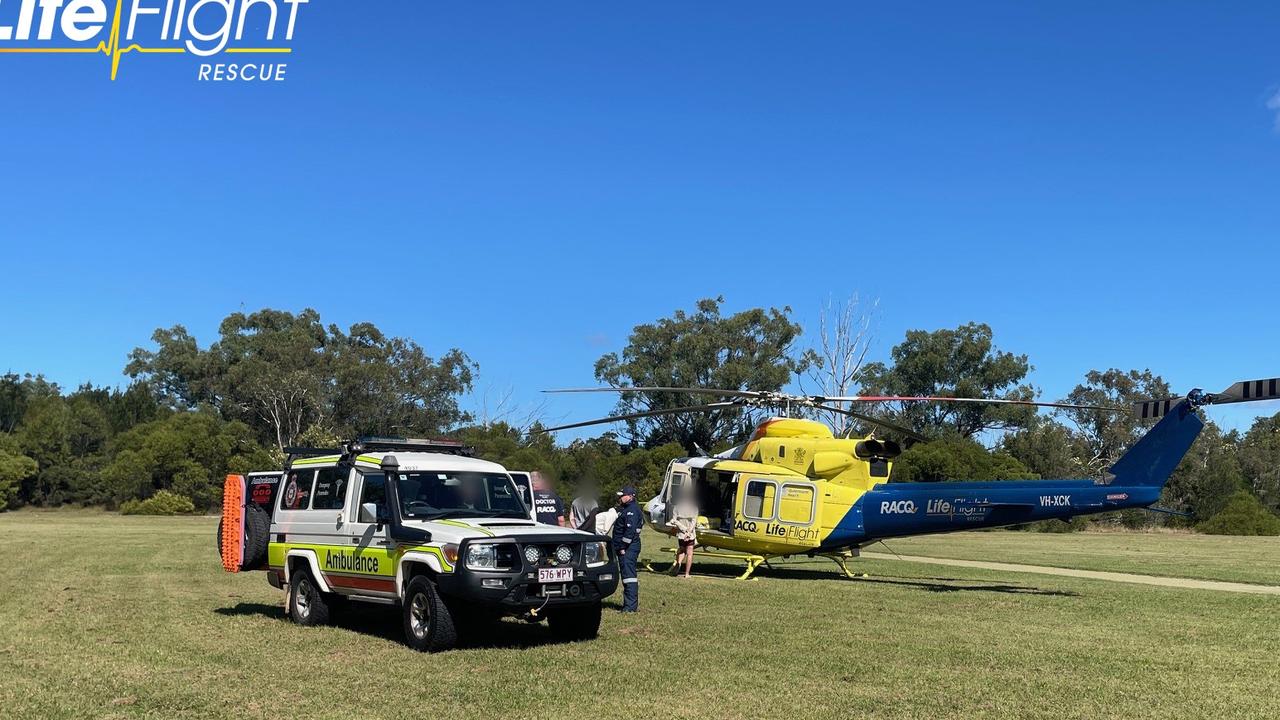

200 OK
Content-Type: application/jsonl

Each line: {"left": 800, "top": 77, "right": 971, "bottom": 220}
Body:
{"left": 669, "top": 491, "right": 698, "bottom": 578}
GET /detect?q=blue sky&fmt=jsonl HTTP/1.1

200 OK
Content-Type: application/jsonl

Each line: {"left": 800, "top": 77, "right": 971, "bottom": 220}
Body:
{"left": 0, "top": 1, "right": 1277, "bottom": 438}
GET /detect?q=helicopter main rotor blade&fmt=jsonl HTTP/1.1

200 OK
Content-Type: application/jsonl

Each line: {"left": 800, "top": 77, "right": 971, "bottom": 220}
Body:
{"left": 543, "top": 386, "right": 765, "bottom": 400}
{"left": 819, "top": 395, "right": 1126, "bottom": 413}
{"left": 536, "top": 401, "right": 744, "bottom": 433}
{"left": 813, "top": 404, "right": 929, "bottom": 443}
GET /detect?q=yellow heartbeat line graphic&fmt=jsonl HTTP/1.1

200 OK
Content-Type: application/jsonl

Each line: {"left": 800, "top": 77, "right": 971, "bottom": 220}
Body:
{"left": 0, "top": 0, "right": 291, "bottom": 80}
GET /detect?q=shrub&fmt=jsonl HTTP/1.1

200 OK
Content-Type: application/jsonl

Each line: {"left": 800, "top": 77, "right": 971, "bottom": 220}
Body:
{"left": 119, "top": 490, "right": 196, "bottom": 516}
{"left": 1008, "top": 516, "right": 1089, "bottom": 533}
{"left": 1197, "top": 491, "right": 1280, "bottom": 536}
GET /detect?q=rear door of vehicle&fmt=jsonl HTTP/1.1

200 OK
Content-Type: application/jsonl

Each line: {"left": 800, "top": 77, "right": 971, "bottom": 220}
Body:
{"left": 274, "top": 465, "right": 349, "bottom": 582}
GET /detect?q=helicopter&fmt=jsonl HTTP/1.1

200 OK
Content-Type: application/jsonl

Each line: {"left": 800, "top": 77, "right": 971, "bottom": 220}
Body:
{"left": 540, "top": 379, "right": 1279, "bottom": 579}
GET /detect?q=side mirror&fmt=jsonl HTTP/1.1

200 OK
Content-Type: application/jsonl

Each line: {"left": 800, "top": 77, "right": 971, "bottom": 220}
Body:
{"left": 360, "top": 502, "right": 383, "bottom": 528}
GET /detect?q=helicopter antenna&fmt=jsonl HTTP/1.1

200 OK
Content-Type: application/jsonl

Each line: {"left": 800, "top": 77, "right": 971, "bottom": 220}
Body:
{"left": 876, "top": 539, "right": 904, "bottom": 562}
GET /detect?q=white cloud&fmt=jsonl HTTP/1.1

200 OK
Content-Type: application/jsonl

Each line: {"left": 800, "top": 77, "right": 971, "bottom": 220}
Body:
{"left": 1267, "top": 89, "right": 1280, "bottom": 130}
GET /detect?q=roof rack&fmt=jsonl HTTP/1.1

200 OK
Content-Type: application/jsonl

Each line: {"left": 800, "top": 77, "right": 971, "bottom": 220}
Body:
{"left": 349, "top": 436, "right": 475, "bottom": 457}
{"left": 283, "top": 446, "right": 342, "bottom": 459}
{"left": 282, "top": 437, "right": 477, "bottom": 465}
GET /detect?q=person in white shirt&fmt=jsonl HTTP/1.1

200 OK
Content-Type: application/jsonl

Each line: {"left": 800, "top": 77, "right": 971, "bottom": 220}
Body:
{"left": 668, "top": 492, "right": 699, "bottom": 579}
{"left": 570, "top": 484, "right": 599, "bottom": 529}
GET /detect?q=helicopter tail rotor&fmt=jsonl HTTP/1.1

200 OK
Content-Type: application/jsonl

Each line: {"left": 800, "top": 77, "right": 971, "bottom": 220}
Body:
{"left": 1132, "top": 378, "right": 1280, "bottom": 420}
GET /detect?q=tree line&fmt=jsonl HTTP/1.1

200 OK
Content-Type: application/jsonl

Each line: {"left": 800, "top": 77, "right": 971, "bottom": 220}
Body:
{"left": 1, "top": 299, "right": 1277, "bottom": 534}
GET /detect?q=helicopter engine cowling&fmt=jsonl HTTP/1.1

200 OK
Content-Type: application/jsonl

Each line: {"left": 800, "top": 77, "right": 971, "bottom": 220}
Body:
{"left": 812, "top": 451, "right": 854, "bottom": 477}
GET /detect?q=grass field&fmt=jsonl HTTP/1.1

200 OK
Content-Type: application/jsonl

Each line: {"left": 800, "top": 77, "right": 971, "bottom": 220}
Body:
{"left": 1, "top": 511, "right": 1278, "bottom": 720}
{"left": 876, "top": 530, "right": 1280, "bottom": 586}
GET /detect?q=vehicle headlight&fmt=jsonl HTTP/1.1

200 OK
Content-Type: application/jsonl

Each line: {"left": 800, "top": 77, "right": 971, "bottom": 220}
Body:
{"left": 466, "top": 544, "right": 497, "bottom": 569}
{"left": 555, "top": 544, "right": 574, "bottom": 565}
{"left": 524, "top": 545, "right": 543, "bottom": 566}
{"left": 584, "top": 541, "right": 608, "bottom": 567}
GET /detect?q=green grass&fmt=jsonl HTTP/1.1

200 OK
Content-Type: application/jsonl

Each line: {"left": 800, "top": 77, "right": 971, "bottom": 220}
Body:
{"left": 1, "top": 511, "right": 1278, "bottom": 720}
{"left": 877, "top": 530, "right": 1280, "bottom": 586}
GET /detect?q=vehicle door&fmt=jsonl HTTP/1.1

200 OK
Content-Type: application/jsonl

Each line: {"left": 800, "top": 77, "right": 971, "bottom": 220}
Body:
{"left": 508, "top": 471, "right": 536, "bottom": 520}
{"left": 276, "top": 466, "right": 346, "bottom": 544}
{"left": 337, "top": 470, "right": 397, "bottom": 597}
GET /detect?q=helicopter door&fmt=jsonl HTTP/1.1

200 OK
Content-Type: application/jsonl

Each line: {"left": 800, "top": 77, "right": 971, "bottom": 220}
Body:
{"left": 734, "top": 477, "right": 820, "bottom": 548}
{"left": 733, "top": 477, "right": 778, "bottom": 543}
{"left": 775, "top": 482, "right": 821, "bottom": 548}
{"left": 660, "top": 469, "right": 689, "bottom": 525}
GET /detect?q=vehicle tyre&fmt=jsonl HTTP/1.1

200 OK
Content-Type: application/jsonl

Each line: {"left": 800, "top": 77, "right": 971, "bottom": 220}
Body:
{"left": 402, "top": 575, "right": 457, "bottom": 652}
{"left": 216, "top": 504, "right": 272, "bottom": 571}
{"left": 547, "top": 602, "right": 602, "bottom": 641}
{"left": 289, "top": 569, "right": 331, "bottom": 627}
{"left": 242, "top": 504, "right": 271, "bottom": 567}
{"left": 215, "top": 517, "right": 226, "bottom": 561}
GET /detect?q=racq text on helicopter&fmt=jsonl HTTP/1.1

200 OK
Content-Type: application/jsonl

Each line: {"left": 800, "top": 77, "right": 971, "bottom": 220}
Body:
{"left": 541, "top": 380, "right": 1279, "bottom": 579}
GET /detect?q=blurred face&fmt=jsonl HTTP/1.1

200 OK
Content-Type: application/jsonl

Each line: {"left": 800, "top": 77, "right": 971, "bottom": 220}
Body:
{"left": 531, "top": 472, "right": 548, "bottom": 491}
{"left": 460, "top": 479, "right": 480, "bottom": 504}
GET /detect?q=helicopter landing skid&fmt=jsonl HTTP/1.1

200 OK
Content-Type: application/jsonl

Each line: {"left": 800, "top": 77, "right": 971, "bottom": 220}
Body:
{"left": 648, "top": 547, "right": 767, "bottom": 580}
{"left": 818, "top": 550, "right": 867, "bottom": 580}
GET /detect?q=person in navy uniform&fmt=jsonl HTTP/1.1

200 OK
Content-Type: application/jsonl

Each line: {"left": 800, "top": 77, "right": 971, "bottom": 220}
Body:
{"left": 612, "top": 485, "right": 643, "bottom": 612}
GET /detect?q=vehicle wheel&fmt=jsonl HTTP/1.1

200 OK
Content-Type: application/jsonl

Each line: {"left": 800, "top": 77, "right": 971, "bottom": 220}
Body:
{"left": 289, "top": 569, "right": 331, "bottom": 627}
{"left": 216, "top": 505, "right": 272, "bottom": 571}
{"left": 242, "top": 505, "right": 271, "bottom": 568}
{"left": 215, "top": 517, "right": 226, "bottom": 561}
{"left": 547, "top": 602, "right": 602, "bottom": 641}
{"left": 402, "top": 575, "right": 457, "bottom": 652}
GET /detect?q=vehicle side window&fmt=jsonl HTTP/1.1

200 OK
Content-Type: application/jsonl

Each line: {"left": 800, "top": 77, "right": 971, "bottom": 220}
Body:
{"left": 311, "top": 467, "right": 347, "bottom": 510}
{"left": 778, "top": 484, "right": 815, "bottom": 524}
{"left": 743, "top": 480, "right": 776, "bottom": 520}
{"left": 359, "top": 473, "right": 386, "bottom": 510}
{"left": 280, "top": 470, "right": 315, "bottom": 511}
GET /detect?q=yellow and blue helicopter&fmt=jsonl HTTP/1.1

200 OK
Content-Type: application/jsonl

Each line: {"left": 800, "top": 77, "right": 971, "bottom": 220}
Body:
{"left": 543, "top": 380, "right": 1278, "bottom": 579}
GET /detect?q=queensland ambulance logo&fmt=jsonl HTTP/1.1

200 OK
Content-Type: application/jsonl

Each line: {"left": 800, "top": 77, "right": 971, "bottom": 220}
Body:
{"left": 0, "top": 0, "right": 306, "bottom": 80}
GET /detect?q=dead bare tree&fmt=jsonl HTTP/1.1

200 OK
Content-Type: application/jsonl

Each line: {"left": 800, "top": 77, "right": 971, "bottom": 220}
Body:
{"left": 475, "top": 384, "right": 557, "bottom": 434}
{"left": 800, "top": 293, "right": 878, "bottom": 435}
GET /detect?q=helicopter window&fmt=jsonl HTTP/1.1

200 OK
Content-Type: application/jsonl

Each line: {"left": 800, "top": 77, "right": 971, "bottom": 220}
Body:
{"left": 777, "top": 484, "right": 815, "bottom": 525}
{"left": 667, "top": 472, "right": 689, "bottom": 502}
{"left": 743, "top": 480, "right": 777, "bottom": 521}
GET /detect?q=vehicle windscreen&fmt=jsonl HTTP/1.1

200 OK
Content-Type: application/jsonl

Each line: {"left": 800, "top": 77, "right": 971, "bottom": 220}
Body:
{"left": 394, "top": 471, "right": 528, "bottom": 520}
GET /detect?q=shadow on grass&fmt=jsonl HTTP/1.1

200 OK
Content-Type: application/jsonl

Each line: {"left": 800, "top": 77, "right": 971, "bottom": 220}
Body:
{"left": 656, "top": 560, "right": 1080, "bottom": 597}
{"left": 847, "top": 576, "right": 1080, "bottom": 597}
{"left": 214, "top": 601, "right": 607, "bottom": 650}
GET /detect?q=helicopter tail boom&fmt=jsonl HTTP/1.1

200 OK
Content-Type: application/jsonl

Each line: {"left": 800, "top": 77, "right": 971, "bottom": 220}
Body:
{"left": 835, "top": 398, "right": 1205, "bottom": 548}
